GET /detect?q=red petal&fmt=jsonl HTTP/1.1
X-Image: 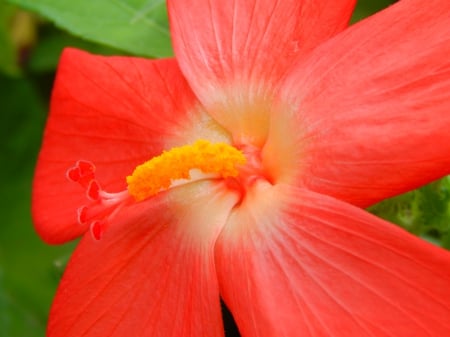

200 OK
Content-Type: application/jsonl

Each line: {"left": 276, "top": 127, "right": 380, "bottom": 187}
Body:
{"left": 216, "top": 184, "right": 450, "bottom": 337}
{"left": 32, "top": 48, "right": 210, "bottom": 243}
{"left": 48, "top": 181, "right": 239, "bottom": 337}
{"left": 168, "top": 0, "right": 355, "bottom": 144}
{"left": 274, "top": 0, "right": 450, "bottom": 207}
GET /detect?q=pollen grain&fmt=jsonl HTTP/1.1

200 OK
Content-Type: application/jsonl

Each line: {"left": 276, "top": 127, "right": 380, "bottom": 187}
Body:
{"left": 126, "top": 139, "right": 246, "bottom": 201}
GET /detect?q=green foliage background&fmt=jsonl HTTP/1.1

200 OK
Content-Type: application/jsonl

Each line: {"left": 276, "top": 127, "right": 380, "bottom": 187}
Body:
{"left": 0, "top": 0, "right": 448, "bottom": 336}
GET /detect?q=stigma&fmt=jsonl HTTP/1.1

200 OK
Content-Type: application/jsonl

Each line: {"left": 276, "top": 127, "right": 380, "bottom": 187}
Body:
{"left": 66, "top": 160, "right": 131, "bottom": 240}
{"left": 126, "top": 139, "right": 246, "bottom": 201}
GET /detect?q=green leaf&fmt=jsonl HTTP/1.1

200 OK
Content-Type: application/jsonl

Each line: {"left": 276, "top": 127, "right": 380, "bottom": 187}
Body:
{"left": 0, "top": 267, "right": 47, "bottom": 337}
{"left": 351, "top": 0, "right": 396, "bottom": 23}
{"left": 8, "top": 0, "right": 172, "bottom": 58}
{"left": 29, "top": 28, "right": 125, "bottom": 73}
{"left": 0, "top": 74, "right": 75, "bottom": 337}
{"left": 0, "top": 2, "right": 21, "bottom": 76}
{"left": 369, "top": 176, "right": 450, "bottom": 249}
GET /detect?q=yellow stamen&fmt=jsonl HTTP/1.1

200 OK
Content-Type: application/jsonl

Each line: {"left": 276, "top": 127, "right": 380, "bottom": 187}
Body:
{"left": 126, "top": 139, "right": 246, "bottom": 201}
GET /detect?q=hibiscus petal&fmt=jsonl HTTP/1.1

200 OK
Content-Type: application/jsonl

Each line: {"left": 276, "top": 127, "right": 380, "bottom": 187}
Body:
{"left": 275, "top": 0, "right": 450, "bottom": 206}
{"left": 33, "top": 48, "right": 227, "bottom": 243}
{"left": 48, "top": 181, "right": 239, "bottom": 337}
{"left": 216, "top": 184, "right": 450, "bottom": 337}
{"left": 168, "top": 0, "right": 356, "bottom": 145}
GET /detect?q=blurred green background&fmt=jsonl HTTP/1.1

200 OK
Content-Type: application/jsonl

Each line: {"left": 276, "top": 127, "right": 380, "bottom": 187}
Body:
{"left": 0, "top": 0, "right": 449, "bottom": 336}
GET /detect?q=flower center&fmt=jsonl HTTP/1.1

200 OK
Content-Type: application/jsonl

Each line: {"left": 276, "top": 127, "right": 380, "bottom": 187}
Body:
{"left": 66, "top": 140, "right": 247, "bottom": 240}
{"left": 126, "top": 139, "right": 247, "bottom": 201}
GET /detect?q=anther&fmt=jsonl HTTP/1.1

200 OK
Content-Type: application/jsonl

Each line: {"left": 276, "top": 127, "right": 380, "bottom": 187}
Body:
{"left": 126, "top": 139, "right": 246, "bottom": 201}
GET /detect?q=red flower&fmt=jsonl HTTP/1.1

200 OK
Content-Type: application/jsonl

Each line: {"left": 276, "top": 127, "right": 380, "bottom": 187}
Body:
{"left": 33, "top": 0, "right": 450, "bottom": 336}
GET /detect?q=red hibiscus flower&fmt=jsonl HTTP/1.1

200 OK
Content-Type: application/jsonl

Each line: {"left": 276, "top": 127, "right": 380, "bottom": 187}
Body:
{"left": 33, "top": 0, "right": 450, "bottom": 336}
